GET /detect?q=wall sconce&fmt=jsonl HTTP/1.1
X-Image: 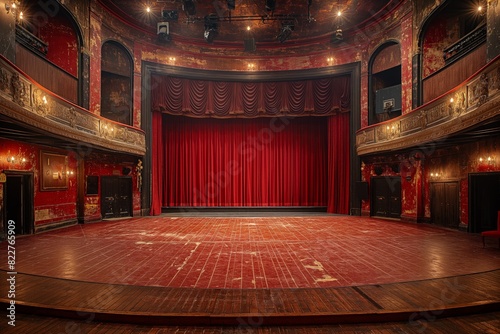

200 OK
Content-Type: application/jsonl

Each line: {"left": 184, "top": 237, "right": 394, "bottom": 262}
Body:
{"left": 386, "top": 125, "right": 397, "bottom": 138}
{"left": 5, "top": 1, "right": 20, "bottom": 15}
{"left": 478, "top": 156, "right": 495, "bottom": 165}
{"left": 430, "top": 172, "right": 440, "bottom": 178}
{"left": 6, "top": 155, "right": 26, "bottom": 163}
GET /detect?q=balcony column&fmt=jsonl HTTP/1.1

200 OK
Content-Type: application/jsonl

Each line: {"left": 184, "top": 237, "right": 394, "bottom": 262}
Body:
{"left": 412, "top": 48, "right": 422, "bottom": 109}
{"left": 487, "top": 0, "right": 500, "bottom": 61}
{"left": 400, "top": 155, "right": 426, "bottom": 223}
{"left": 0, "top": 5, "right": 16, "bottom": 62}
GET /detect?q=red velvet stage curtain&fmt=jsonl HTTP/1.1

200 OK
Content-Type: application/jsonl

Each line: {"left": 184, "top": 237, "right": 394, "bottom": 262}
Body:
{"left": 327, "top": 113, "right": 350, "bottom": 214}
{"left": 150, "top": 111, "right": 164, "bottom": 215}
{"left": 151, "top": 75, "right": 351, "bottom": 117}
{"left": 161, "top": 115, "right": 328, "bottom": 207}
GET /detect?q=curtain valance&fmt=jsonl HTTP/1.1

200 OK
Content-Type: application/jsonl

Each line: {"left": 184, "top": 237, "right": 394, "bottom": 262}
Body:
{"left": 151, "top": 75, "right": 351, "bottom": 118}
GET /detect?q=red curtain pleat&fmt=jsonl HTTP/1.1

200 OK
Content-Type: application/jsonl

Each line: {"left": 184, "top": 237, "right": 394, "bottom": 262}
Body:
{"left": 152, "top": 75, "right": 350, "bottom": 117}
{"left": 327, "top": 113, "right": 351, "bottom": 214}
{"left": 161, "top": 116, "right": 328, "bottom": 207}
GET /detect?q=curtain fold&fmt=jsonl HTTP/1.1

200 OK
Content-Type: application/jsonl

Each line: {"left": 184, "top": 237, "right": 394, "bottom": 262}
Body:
{"left": 152, "top": 75, "right": 351, "bottom": 117}
{"left": 327, "top": 113, "right": 351, "bottom": 214}
{"left": 150, "top": 111, "right": 164, "bottom": 215}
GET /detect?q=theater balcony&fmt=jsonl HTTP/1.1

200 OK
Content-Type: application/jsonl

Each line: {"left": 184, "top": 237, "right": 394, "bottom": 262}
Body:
{"left": 0, "top": 55, "right": 146, "bottom": 157}
{"left": 356, "top": 56, "right": 500, "bottom": 156}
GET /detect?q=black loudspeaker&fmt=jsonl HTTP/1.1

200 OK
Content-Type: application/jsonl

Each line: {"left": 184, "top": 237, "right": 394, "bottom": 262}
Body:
{"left": 356, "top": 181, "right": 369, "bottom": 200}
{"left": 122, "top": 167, "right": 131, "bottom": 176}
{"left": 244, "top": 38, "right": 256, "bottom": 52}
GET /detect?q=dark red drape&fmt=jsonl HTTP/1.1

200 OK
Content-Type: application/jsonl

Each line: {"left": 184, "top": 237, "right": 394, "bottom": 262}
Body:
{"left": 327, "top": 113, "right": 350, "bottom": 214}
{"left": 150, "top": 111, "right": 164, "bottom": 215}
{"left": 151, "top": 75, "right": 351, "bottom": 117}
{"left": 162, "top": 115, "right": 328, "bottom": 207}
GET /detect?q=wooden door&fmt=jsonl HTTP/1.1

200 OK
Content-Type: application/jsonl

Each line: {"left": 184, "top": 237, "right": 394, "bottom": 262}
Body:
{"left": 371, "top": 177, "right": 401, "bottom": 218}
{"left": 431, "top": 182, "right": 459, "bottom": 228}
{"left": 468, "top": 173, "right": 500, "bottom": 233}
{"left": 101, "top": 176, "right": 132, "bottom": 219}
{"left": 3, "top": 172, "right": 34, "bottom": 235}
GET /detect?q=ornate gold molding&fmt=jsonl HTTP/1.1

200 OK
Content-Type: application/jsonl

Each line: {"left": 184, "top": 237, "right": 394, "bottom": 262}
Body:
{"left": 0, "top": 56, "right": 145, "bottom": 156}
{"left": 357, "top": 57, "right": 500, "bottom": 156}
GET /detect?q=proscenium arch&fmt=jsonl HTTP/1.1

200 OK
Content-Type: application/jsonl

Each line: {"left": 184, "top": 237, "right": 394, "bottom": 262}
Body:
{"left": 140, "top": 61, "right": 362, "bottom": 216}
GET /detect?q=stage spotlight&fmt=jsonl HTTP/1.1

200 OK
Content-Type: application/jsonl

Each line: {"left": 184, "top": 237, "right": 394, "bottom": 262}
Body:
{"left": 161, "top": 10, "right": 179, "bottom": 21}
{"left": 265, "top": 0, "right": 276, "bottom": 11}
{"left": 157, "top": 22, "right": 172, "bottom": 42}
{"left": 244, "top": 37, "right": 256, "bottom": 52}
{"left": 204, "top": 14, "right": 219, "bottom": 43}
{"left": 331, "top": 28, "right": 343, "bottom": 43}
{"left": 277, "top": 22, "right": 294, "bottom": 43}
{"left": 227, "top": 0, "right": 235, "bottom": 10}
{"left": 182, "top": 0, "right": 196, "bottom": 16}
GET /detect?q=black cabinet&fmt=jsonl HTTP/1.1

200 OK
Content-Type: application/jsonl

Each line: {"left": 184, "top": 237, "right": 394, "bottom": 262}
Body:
{"left": 101, "top": 176, "right": 132, "bottom": 219}
{"left": 371, "top": 176, "right": 401, "bottom": 219}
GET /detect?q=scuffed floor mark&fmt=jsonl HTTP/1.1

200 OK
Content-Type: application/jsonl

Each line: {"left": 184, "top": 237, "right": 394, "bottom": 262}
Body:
{"left": 303, "top": 260, "right": 338, "bottom": 283}
{"left": 161, "top": 233, "right": 187, "bottom": 240}
{"left": 177, "top": 242, "right": 201, "bottom": 271}
{"left": 315, "top": 275, "right": 338, "bottom": 283}
{"left": 135, "top": 241, "right": 153, "bottom": 245}
{"left": 303, "top": 260, "right": 325, "bottom": 271}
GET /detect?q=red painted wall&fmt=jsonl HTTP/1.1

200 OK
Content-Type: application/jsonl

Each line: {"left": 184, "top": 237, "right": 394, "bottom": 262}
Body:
{"left": 37, "top": 11, "right": 79, "bottom": 77}
{"left": 422, "top": 12, "right": 460, "bottom": 78}
{"left": 361, "top": 135, "right": 500, "bottom": 226}
{"left": 84, "top": 153, "right": 141, "bottom": 221}
{"left": 0, "top": 138, "right": 78, "bottom": 228}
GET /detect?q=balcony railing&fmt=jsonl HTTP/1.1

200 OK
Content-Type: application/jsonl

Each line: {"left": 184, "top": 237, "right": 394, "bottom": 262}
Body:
{"left": 443, "top": 24, "right": 486, "bottom": 66}
{"left": 0, "top": 55, "right": 145, "bottom": 156}
{"left": 357, "top": 56, "right": 500, "bottom": 156}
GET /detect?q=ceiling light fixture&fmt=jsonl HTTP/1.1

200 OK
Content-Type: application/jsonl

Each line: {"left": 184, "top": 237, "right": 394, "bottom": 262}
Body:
{"left": 182, "top": 0, "right": 196, "bottom": 16}
{"left": 204, "top": 14, "right": 219, "bottom": 43}
{"left": 5, "top": 1, "right": 19, "bottom": 15}
{"left": 157, "top": 22, "right": 171, "bottom": 42}
{"left": 161, "top": 9, "right": 179, "bottom": 21}
{"left": 277, "top": 21, "right": 294, "bottom": 43}
{"left": 265, "top": 0, "right": 276, "bottom": 12}
{"left": 332, "top": 5, "right": 344, "bottom": 44}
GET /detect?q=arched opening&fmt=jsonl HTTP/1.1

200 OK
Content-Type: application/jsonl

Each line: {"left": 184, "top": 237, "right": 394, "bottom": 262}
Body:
{"left": 100, "top": 41, "right": 133, "bottom": 125}
{"left": 368, "top": 41, "right": 401, "bottom": 125}
{"left": 418, "top": 0, "right": 486, "bottom": 104}
{"left": 15, "top": 2, "right": 82, "bottom": 104}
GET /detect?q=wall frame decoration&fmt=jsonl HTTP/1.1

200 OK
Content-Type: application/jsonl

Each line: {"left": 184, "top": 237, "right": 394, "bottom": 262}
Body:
{"left": 41, "top": 151, "right": 68, "bottom": 191}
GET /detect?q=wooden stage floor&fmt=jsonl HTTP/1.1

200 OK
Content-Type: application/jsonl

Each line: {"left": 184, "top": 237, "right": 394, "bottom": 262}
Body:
{"left": 0, "top": 215, "right": 499, "bottom": 331}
